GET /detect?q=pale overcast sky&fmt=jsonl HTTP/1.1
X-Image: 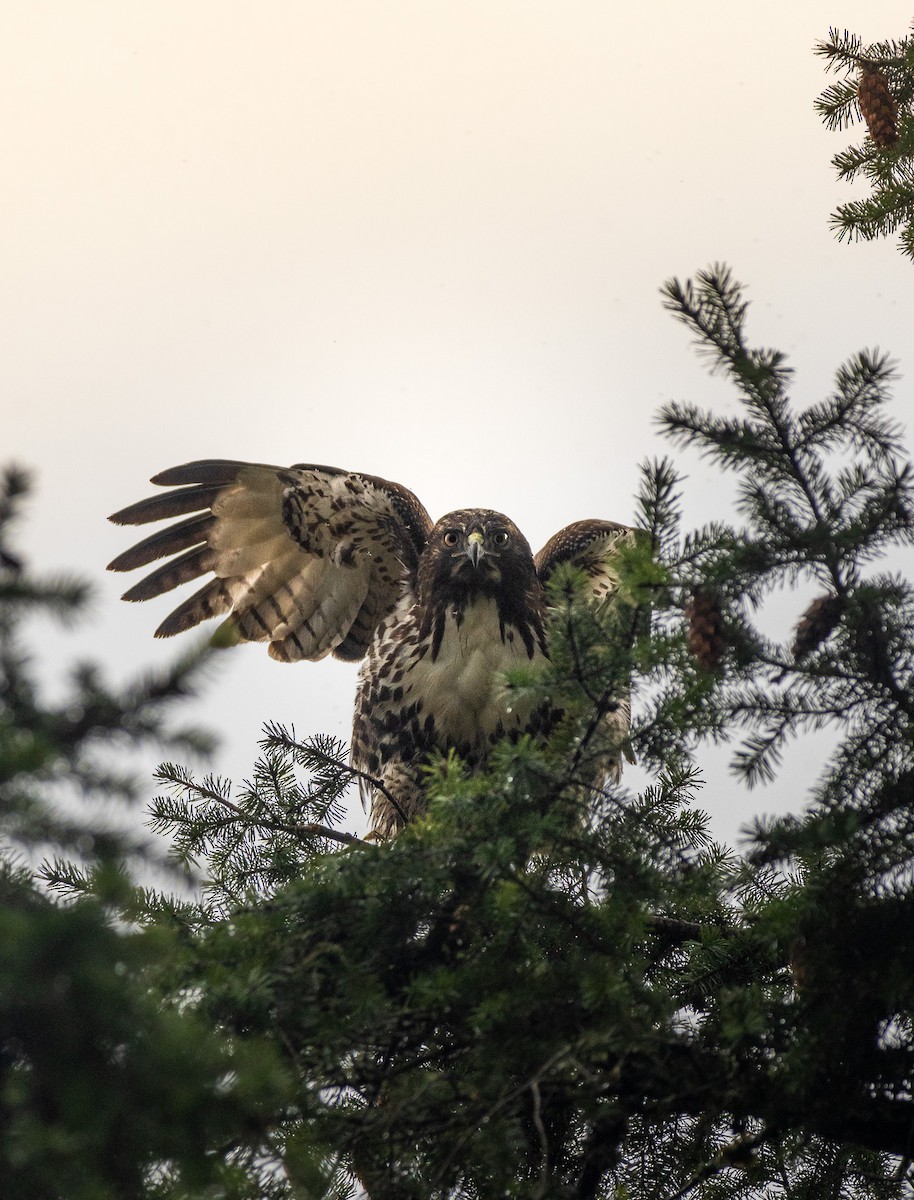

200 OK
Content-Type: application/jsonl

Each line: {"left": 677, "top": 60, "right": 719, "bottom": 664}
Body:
{"left": 6, "top": 2, "right": 912, "bottom": 845}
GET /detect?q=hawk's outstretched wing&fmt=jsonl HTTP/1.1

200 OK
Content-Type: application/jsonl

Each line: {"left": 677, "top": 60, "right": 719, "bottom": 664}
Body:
{"left": 108, "top": 459, "right": 432, "bottom": 662}
{"left": 535, "top": 518, "right": 639, "bottom": 772}
{"left": 535, "top": 519, "right": 638, "bottom": 600}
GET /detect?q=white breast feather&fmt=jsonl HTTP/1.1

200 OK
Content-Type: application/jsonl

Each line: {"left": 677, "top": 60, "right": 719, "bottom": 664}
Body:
{"left": 403, "top": 597, "right": 546, "bottom": 750}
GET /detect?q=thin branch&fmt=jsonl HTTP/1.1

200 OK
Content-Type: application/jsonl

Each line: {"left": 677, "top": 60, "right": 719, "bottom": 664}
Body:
{"left": 530, "top": 1080, "right": 550, "bottom": 1200}
{"left": 665, "top": 1129, "right": 775, "bottom": 1200}
{"left": 265, "top": 732, "right": 410, "bottom": 829}
{"left": 162, "top": 774, "right": 372, "bottom": 849}
{"left": 432, "top": 1045, "right": 577, "bottom": 1187}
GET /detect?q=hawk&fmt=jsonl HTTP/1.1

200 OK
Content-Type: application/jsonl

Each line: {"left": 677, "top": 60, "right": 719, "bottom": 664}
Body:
{"left": 109, "top": 460, "right": 636, "bottom": 837}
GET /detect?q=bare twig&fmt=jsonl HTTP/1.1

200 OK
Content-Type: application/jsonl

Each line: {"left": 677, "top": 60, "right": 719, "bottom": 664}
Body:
{"left": 530, "top": 1080, "right": 550, "bottom": 1199}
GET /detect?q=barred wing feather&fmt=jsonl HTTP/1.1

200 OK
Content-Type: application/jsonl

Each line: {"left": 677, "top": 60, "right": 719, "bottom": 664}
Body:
{"left": 535, "top": 518, "right": 638, "bottom": 600}
{"left": 536, "top": 517, "right": 640, "bottom": 772}
{"left": 108, "top": 459, "right": 432, "bottom": 662}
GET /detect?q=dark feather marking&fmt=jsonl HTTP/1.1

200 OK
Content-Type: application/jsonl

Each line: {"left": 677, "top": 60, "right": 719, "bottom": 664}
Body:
{"left": 151, "top": 460, "right": 253, "bottom": 488}
{"left": 430, "top": 611, "right": 446, "bottom": 661}
{"left": 109, "top": 483, "right": 224, "bottom": 527}
{"left": 332, "top": 636, "right": 365, "bottom": 661}
{"left": 246, "top": 607, "right": 272, "bottom": 635}
{"left": 121, "top": 546, "right": 213, "bottom": 601}
{"left": 516, "top": 617, "right": 538, "bottom": 659}
{"left": 285, "top": 630, "right": 306, "bottom": 658}
{"left": 107, "top": 513, "right": 216, "bottom": 572}
{"left": 535, "top": 519, "right": 633, "bottom": 585}
{"left": 154, "top": 579, "right": 232, "bottom": 637}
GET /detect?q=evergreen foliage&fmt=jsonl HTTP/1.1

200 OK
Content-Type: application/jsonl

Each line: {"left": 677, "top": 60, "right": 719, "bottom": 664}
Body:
{"left": 13, "top": 262, "right": 914, "bottom": 1196}
{"left": 816, "top": 25, "right": 914, "bottom": 257}
{"left": 0, "top": 469, "right": 290, "bottom": 1198}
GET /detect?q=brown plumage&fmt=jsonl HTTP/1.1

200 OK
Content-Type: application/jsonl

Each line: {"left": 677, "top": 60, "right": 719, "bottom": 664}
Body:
{"left": 109, "top": 460, "right": 637, "bottom": 836}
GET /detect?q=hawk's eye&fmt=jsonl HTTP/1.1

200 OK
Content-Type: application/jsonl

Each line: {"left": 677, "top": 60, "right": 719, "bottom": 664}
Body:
{"left": 492, "top": 530, "right": 510, "bottom": 547}
{"left": 443, "top": 530, "right": 461, "bottom": 547}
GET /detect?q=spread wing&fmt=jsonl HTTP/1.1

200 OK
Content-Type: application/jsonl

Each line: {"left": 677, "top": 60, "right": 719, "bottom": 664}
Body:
{"left": 536, "top": 519, "right": 640, "bottom": 772}
{"left": 108, "top": 459, "right": 432, "bottom": 662}
{"left": 535, "top": 519, "right": 638, "bottom": 601}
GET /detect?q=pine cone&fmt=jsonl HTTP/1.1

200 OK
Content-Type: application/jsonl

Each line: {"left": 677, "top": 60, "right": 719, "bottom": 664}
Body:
{"left": 685, "top": 588, "right": 724, "bottom": 672}
{"left": 858, "top": 65, "right": 898, "bottom": 148}
{"left": 792, "top": 594, "right": 842, "bottom": 660}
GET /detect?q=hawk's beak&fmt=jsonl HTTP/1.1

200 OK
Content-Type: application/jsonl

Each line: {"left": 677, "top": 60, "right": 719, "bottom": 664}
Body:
{"left": 465, "top": 530, "right": 485, "bottom": 569}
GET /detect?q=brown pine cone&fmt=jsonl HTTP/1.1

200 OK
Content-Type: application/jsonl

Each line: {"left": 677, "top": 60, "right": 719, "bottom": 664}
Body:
{"left": 685, "top": 588, "right": 724, "bottom": 671}
{"left": 792, "top": 594, "right": 842, "bottom": 660}
{"left": 858, "top": 65, "right": 898, "bottom": 148}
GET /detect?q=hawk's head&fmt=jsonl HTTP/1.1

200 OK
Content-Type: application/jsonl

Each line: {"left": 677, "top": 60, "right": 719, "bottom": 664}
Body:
{"left": 417, "top": 509, "right": 539, "bottom": 609}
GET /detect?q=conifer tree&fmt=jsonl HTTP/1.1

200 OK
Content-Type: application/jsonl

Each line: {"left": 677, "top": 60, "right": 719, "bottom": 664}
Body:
{"left": 0, "top": 469, "right": 289, "bottom": 1199}
{"left": 40, "top": 264, "right": 914, "bottom": 1197}
{"left": 816, "top": 24, "right": 914, "bottom": 257}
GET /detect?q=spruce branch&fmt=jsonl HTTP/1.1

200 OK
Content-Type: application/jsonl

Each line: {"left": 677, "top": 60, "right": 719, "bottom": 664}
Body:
{"left": 259, "top": 722, "right": 408, "bottom": 828}
{"left": 154, "top": 762, "right": 368, "bottom": 850}
{"left": 816, "top": 23, "right": 914, "bottom": 258}
{"left": 648, "top": 266, "right": 914, "bottom": 864}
